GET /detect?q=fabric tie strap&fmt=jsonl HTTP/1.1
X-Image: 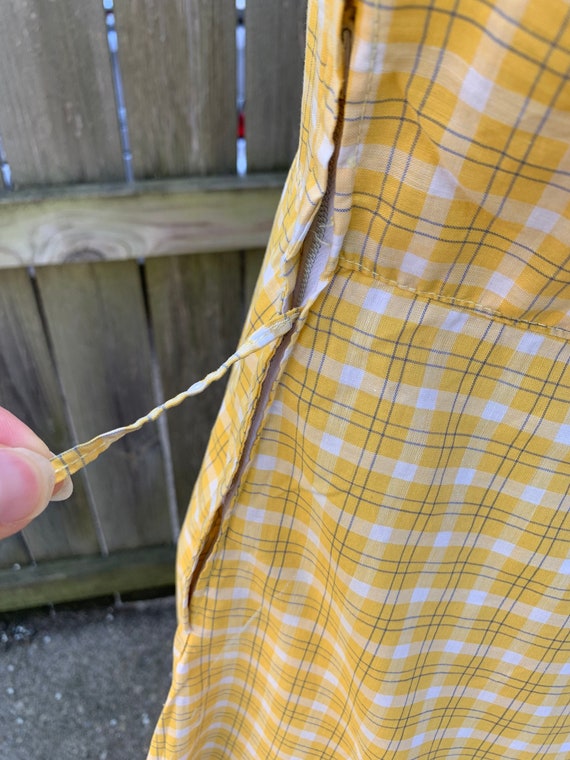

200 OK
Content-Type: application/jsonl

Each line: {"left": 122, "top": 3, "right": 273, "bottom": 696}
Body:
{"left": 50, "top": 310, "right": 299, "bottom": 485}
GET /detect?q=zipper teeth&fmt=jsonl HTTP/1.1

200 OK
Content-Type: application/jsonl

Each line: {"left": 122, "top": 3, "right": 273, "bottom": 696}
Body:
{"left": 295, "top": 185, "right": 333, "bottom": 306}
{"left": 293, "top": 8, "right": 354, "bottom": 308}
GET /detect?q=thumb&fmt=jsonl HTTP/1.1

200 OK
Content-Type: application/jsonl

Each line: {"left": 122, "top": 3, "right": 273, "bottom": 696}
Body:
{"left": 0, "top": 447, "right": 55, "bottom": 531}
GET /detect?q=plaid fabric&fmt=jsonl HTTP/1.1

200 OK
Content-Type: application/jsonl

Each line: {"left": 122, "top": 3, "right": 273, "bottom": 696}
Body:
{"left": 149, "top": 0, "right": 570, "bottom": 757}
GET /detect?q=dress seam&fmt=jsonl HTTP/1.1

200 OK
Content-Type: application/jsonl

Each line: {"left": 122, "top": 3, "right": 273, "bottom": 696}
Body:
{"left": 337, "top": 255, "right": 570, "bottom": 339}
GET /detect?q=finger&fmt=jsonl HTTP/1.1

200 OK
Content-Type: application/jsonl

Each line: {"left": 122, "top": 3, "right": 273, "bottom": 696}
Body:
{"left": 0, "top": 447, "right": 55, "bottom": 537}
{"left": 0, "top": 407, "right": 51, "bottom": 458}
{"left": 0, "top": 407, "right": 73, "bottom": 505}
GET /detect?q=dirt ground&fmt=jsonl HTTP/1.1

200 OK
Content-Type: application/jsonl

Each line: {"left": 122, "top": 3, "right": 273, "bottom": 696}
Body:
{"left": 0, "top": 595, "right": 177, "bottom": 760}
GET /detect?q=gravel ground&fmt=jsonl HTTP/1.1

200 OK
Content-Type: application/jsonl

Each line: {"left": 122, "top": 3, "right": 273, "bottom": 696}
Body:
{"left": 0, "top": 595, "right": 177, "bottom": 760}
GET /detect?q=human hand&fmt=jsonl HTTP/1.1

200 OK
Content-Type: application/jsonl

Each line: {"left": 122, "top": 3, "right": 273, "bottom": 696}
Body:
{"left": 0, "top": 407, "right": 73, "bottom": 540}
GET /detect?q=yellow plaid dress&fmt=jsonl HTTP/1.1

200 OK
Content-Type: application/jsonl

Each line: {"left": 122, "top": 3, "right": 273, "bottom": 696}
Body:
{"left": 149, "top": 0, "right": 570, "bottom": 757}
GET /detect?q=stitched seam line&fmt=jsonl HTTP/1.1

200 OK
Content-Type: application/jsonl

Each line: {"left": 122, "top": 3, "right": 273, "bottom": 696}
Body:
{"left": 338, "top": 255, "right": 570, "bottom": 339}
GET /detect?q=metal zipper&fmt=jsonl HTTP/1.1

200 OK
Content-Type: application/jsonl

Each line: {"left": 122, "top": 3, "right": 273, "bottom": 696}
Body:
{"left": 219, "top": 3, "right": 355, "bottom": 525}
{"left": 294, "top": 183, "right": 334, "bottom": 306}
{"left": 294, "top": 7, "right": 354, "bottom": 307}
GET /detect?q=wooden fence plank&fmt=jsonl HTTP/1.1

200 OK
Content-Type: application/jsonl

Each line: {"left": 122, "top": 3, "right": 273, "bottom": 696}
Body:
{"left": 244, "top": 248, "right": 266, "bottom": 309}
{"left": 35, "top": 261, "right": 172, "bottom": 552}
{"left": 246, "top": 0, "right": 307, "bottom": 171}
{"left": 0, "top": 545, "right": 176, "bottom": 612}
{"left": 0, "top": 0, "right": 123, "bottom": 189}
{"left": 0, "top": 268, "right": 99, "bottom": 564}
{"left": 0, "top": 175, "right": 284, "bottom": 269}
{"left": 114, "top": 0, "right": 236, "bottom": 178}
{"left": 0, "top": 536, "right": 31, "bottom": 570}
{"left": 145, "top": 252, "right": 244, "bottom": 521}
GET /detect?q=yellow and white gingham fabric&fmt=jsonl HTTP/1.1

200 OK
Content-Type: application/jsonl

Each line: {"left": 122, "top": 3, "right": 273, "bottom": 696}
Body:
{"left": 149, "top": 0, "right": 570, "bottom": 757}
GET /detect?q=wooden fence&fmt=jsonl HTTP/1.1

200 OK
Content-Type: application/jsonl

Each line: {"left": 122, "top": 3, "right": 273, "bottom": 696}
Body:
{"left": 0, "top": 0, "right": 306, "bottom": 611}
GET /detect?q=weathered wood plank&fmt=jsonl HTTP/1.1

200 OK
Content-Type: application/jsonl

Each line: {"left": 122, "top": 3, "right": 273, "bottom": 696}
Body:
{"left": 0, "top": 545, "right": 176, "bottom": 612}
{"left": 0, "top": 175, "right": 284, "bottom": 269}
{"left": 35, "top": 260, "right": 172, "bottom": 552}
{"left": 114, "top": 0, "right": 236, "bottom": 178}
{"left": 0, "top": 535, "right": 31, "bottom": 571}
{"left": 244, "top": 249, "right": 266, "bottom": 309}
{"left": 145, "top": 252, "right": 244, "bottom": 521}
{"left": 0, "top": 268, "right": 99, "bottom": 564}
{"left": 246, "top": 0, "right": 306, "bottom": 171}
{"left": 0, "top": 0, "right": 123, "bottom": 189}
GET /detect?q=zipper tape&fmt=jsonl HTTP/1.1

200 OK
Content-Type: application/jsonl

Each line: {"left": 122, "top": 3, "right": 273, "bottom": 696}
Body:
{"left": 50, "top": 309, "right": 300, "bottom": 486}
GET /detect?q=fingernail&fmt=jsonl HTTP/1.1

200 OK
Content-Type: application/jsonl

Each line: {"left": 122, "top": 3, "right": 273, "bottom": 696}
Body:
{"left": 0, "top": 448, "right": 55, "bottom": 524}
{"left": 51, "top": 473, "right": 74, "bottom": 502}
